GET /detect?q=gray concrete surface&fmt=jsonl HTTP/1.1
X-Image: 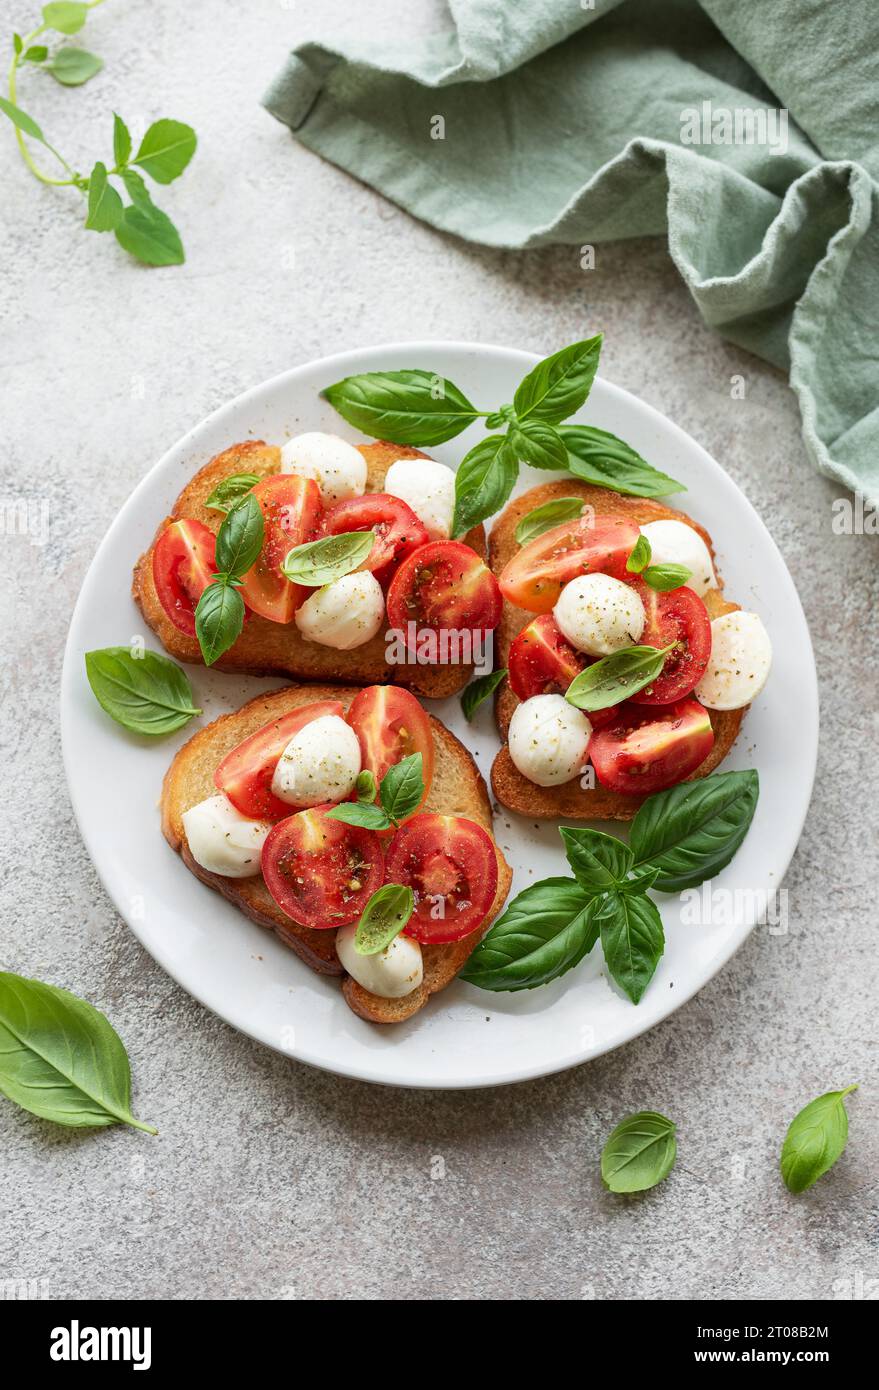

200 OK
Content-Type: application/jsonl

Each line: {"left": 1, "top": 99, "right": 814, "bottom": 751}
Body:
{"left": 1, "top": 1, "right": 876, "bottom": 1302}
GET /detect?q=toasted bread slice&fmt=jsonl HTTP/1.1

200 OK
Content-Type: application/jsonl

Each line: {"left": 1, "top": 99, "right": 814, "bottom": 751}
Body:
{"left": 489, "top": 481, "right": 745, "bottom": 822}
{"left": 134, "top": 440, "right": 486, "bottom": 699}
{"left": 161, "top": 684, "right": 512, "bottom": 1024}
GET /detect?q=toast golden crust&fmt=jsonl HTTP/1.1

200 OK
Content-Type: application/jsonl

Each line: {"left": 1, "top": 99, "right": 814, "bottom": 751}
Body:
{"left": 488, "top": 481, "right": 745, "bottom": 822}
{"left": 161, "top": 684, "right": 512, "bottom": 1023}
{"left": 134, "top": 441, "right": 486, "bottom": 699}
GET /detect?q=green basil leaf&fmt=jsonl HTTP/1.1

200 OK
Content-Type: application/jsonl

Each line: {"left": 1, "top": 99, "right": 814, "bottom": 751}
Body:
{"left": 84, "top": 161, "right": 123, "bottom": 232}
{"left": 0, "top": 972, "right": 156, "bottom": 1133}
{"left": 133, "top": 118, "right": 197, "bottom": 184}
{"left": 355, "top": 769, "right": 377, "bottom": 802}
{"left": 509, "top": 420, "right": 569, "bottom": 471}
{"left": 13, "top": 33, "right": 23, "bottom": 55}
{"left": 323, "top": 801, "right": 391, "bottom": 831}
{"left": 114, "top": 200, "right": 184, "bottom": 266}
{"left": 629, "top": 770, "right": 760, "bottom": 891}
{"left": 23, "top": 44, "right": 48, "bottom": 62}
{"left": 780, "top": 1086, "right": 858, "bottom": 1193}
{"left": 626, "top": 534, "right": 651, "bottom": 573}
{"left": 460, "top": 878, "right": 599, "bottom": 992}
{"left": 601, "top": 1111, "right": 677, "bottom": 1192}
{"left": 113, "top": 112, "right": 131, "bottom": 167}
{"left": 451, "top": 434, "right": 517, "bottom": 537}
{"left": 42, "top": 2, "right": 88, "bottom": 36}
{"left": 559, "top": 826, "right": 633, "bottom": 892}
{"left": 322, "top": 370, "right": 479, "bottom": 446}
{"left": 215, "top": 493, "right": 264, "bottom": 576}
{"left": 565, "top": 644, "right": 674, "bottom": 712}
{"left": 195, "top": 580, "right": 245, "bottom": 666}
{"left": 380, "top": 752, "right": 424, "bottom": 824}
{"left": 561, "top": 425, "right": 685, "bottom": 497}
{"left": 598, "top": 891, "right": 665, "bottom": 1003}
{"left": 619, "top": 865, "right": 661, "bottom": 895}
{"left": 280, "top": 531, "right": 373, "bottom": 587}
{"left": 354, "top": 884, "right": 415, "bottom": 955}
{"left": 85, "top": 646, "right": 201, "bottom": 735}
{"left": 513, "top": 337, "right": 603, "bottom": 425}
{"left": 460, "top": 668, "right": 507, "bottom": 720}
{"left": 515, "top": 496, "right": 586, "bottom": 545}
{"left": 205, "top": 472, "right": 260, "bottom": 514}
{"left": 485, "top": 404, "right": 515, "bottom": 429}
{"left": 48, "top": 47, "right": 103, "bottom": 85}
{"left": 642, "top": 563, "right": 691, "bottom": 592}
{"left": 0, "top": 94, "right": 46, "bottom": 142}
{"left": 119, "top": 166, "right": 152, "bottom": 208}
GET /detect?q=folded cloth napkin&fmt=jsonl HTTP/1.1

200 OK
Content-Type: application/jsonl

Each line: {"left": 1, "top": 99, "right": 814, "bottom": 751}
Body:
{"left": 264, "top": 0, "right": 879, "bottom": 504}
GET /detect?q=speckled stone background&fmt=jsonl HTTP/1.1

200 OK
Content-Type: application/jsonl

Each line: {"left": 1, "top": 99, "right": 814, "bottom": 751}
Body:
{"left": 1, "top": 1, "right": 876, "bottom": 1302}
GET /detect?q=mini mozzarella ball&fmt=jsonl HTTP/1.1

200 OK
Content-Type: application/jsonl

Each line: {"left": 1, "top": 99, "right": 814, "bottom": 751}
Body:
{"left": 271, "top": 715, "right": 361, "bottom": 808}
{"left": 384, "top": 457, "right": 456, "bottom": 539}
{"left": 508, "top": 693, "right": 593, "bottom": 787}
{"left": 553, "top": 573, "right": 646, "bottom": 656}
{"left": 280, "top": 431, "right": 367, "bottom": 503}
{"left": 640, "top": 519, "right": 717, "bottom": 597}
{"left": 294, "top": 571, "right": 385, "bottom": 650}
{"left": 695, "top": 611, "right": 772, "bottom": 710}
{"left": 182, "top": 794, "right": 271, "bottom": 879}
{"left": 335, "top": 923, "right": 424, "bottom": 999}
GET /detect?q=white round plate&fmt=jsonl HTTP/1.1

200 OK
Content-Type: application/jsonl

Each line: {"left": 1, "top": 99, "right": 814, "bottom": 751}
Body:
{"left": 61, "top": 343, "right": 818, "bottom": 1089}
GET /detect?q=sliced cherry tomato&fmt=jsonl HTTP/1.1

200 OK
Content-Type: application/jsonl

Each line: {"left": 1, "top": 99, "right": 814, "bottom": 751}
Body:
{"left": 385, "top": 813, "right": 498, "bottom": 944}
{"left": 499, "top": 516, "right": 640, "bottom": 613}
{"left": 215, "top": 700, "right": 344, "bottom": 820}
{"left": 320, "top": 494, "right": 429, "bottom": 582}
{"left": 153, "top": 519, "right": 216, "bottom": 636}
{"left": 386, "top": 541, "right": 502, "bottom": 656}
{"left": 261, "top": 805, "right": 385, "bottom": 929}
{"left": 238, "top": 474, "right": 322, "bottom": 624}
{"left": 508, "top": 614, "right": 587, "bottom": 700}
{"left": 346, "top": 685, "right": 434, "bottom": 814}
{"left": 588, "top": 698, "right": 714, "bottom": 796}
{"left": 627, "top": 581, "right": 712, "bottom": 705}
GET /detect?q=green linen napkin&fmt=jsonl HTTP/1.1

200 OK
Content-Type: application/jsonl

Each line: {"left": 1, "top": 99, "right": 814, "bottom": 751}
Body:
{"left": 264, "top": 0, "right": 879, "bottom": 505}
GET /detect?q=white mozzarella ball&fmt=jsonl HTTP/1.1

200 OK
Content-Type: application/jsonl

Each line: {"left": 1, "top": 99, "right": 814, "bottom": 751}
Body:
{"left": 508, "top": 693, "right": 593, "bottom": 787}
{"left": 182, "top": 794, "right": 271, "bottom": 879}
{"left": 695, "top": 611, "right": 772, "bottom": 710}
{"left": 384, "top": 457, "right": 456, "bottom": 539}
{"left": 280, "top": 432, "right": 367, "bottom": 503}
{"left": 271, "top": 715, "right": 362, "bottom": 808}
{"left": 639, "top": 520, "right": 717, "bottom": 597}
{"left": 294, "top": 571, "right": 385, "bottom": 650}
{"left": 335, "top": 923, "right": 424, "bottom": 999}
{"left": 553, "top": 573, "right": 646, "bottom": 656}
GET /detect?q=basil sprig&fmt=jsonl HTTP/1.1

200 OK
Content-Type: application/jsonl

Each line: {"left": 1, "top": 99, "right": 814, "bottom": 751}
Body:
{"left": 326, "top": 752, "right": 424, "bottom": 832}
{"left": 460, "top": 668, "right": 508, "bottom": 720}
{"left": 780, "top": 1086, "right": 858, "bottom": 1193}
{"left": 462, "top": 770, "right": 760, "bottom": 1003}
{"left": 280, "top": 531, "right": 374, "bottom": 587}
{"left": 565, "top": 643, "right": 675, "bottom": 712}
{"left": 205, "top": 472, "right": 260, "bottom": 514}
{"left": 194, "top": 493, "right": 264, "bottom": 666}
{"left": 354, "top": 884, "right": 415, "bottom": 955}
{"left": 601, "top": 1112, "right": 677, "bottom": 1193}
{"left": 322, "top": 339, "right": 684, "bottom": 534}
{"left": 85, "top": 646, "right": 201, "bottom": 735}
{"left": 515, "top": 497, "right": 586, "bottom": 546}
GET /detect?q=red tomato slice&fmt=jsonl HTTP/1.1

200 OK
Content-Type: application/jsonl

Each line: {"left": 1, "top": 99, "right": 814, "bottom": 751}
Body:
{"left": 320, "top": 494, "right": 429, "bottom": 582}
{"left": 385, "top": 813, "right": 498, "bottom": 944}
{"left": 627, "top": 581, "right": 712, "bottom": 705}
{"left": 153, "top": 519, "right": 216, "bottom": 636}
{"left": 499, "top": 517, "right": 640, "bottom": 613}
{"left": 346, "top": 685, "right": 434, "bottom": 814}
{"left": 215, "top": 700, "right": 344, "bottom": 820}
{"left": 589, "top": 699, "right": 714, "bottom": 796}
{"left": 508, "top": 614, "right": 587, "bottom": 700}
{"left": 261, "top": 806, "right": 385, "bottom": 929}
{"left": 238, "top": 475, "right": 322, "bottom": 624}
{"left": 386, "top": 541, "right": 502, "bottom": 654}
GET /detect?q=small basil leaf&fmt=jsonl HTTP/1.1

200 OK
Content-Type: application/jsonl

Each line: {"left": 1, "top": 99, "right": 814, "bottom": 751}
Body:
{"left": 380, "top": 752, "right": 424, "bottom": 824}
{"left": 84, "top": 161, "right": 123, "bottom": 232}
{"left": 485, "top": 406, "right": 515, "bottom": 429}
{"left": 460, "top": 878, "right": 599, "bottom": 992}
{"left": 114, "top": 200, "right": 184, "bottom": 266}
{"left": 354, "top": 884, "right": 415, "bottom": 955}
{"left": 323, "top": 801, "right": 391, "bottom": 831}
{"left": 618, "top": 865, "right": 661, "bottom": 895}
{"left": 515, "top": 497, "right": 585, "bottom": 545}
{"left": 642, "top": 563, "right": 691, "bottom": 592}
{"left": 601, "top": 1111, "right": 677, "bottom": 1193}
{"left": 48, "top": 47, "right": 103, "bottom": 85}
{"left": 13, "top": 33, "right": 23, "bottom": 55}
{"left": 561, "top": 425, "right": 684, "bottom": 497}
{"left": 0, "top": 972, "right": 156, "bottom": 1133}
{"left": 451, "top": 434, "right": 517, "bottom": 537}
{"left": 215, "top": 493, "right": 264, "bottom": 576}
{"left": 513, "top": 337, "right": 603, "bottom": 425}
{"left": 113, "top": 112, "right": 131, "bottom": 167}
{"left": 41, "top": 2, "right": 88, "bottom": 36}
{"left": 461, "top": 668, "right": 507, "bottom": 720}
{"left": 560, "top": 826, "right": 634, "bottom": 892}
{"left": 355, "top": 769, "right": 377, "bottom": 803}
{"left": 509, "top": 421, "right": 569, "bottom": 471}
{"left": 133, "top": 118, "right": 197, "bottom": 184}
{"left": 23, "top": 44, "right": 48, "bottom": 62}
{"left": 280, "top": 531, "right": 373, "bottom": 587}
{"left": 626, "top": 534, "right": 651, "bottom": 573}
{"left": 119, "top": 167, "right": 152, "bottom": 208}
{"left": 629, "top": 770, "right": 760, "bottom": 891}
{"left": 205, "top": 472, "right": 260, "bottom": 514}
{"left": 85, "top": 647, "right": 201, "bottom": 735}
{"left": 322, "top": 370, "right": 479, "bottom": 447}
{"left": 565, "top": 644, "right": 674, "bottom": 711}
{"left": 780, "top": 1086, "right": 858, "bottom": 1194}
{"left": 598, "top": 892, "right": 665, "bottom": 1004}
{"left": 0, "top": 94, "right": 46, "bottom": 142}
{"left": 195, "top": 580, "right": 245, "bottom": 666}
